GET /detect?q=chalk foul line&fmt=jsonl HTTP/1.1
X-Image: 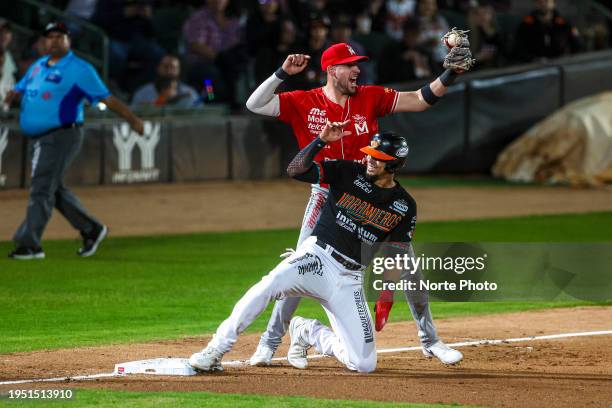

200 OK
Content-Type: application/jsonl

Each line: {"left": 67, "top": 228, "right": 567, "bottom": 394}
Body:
{"left": 1, "top": 329, "right": 611, "bottom": 385}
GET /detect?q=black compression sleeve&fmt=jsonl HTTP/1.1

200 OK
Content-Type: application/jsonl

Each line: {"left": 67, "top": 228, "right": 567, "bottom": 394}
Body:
{"left": 439, "top": 69, "right": 458, "bottom": 87}
{"left": 275, "top": 67, "right": 289, "bottom": 80}
{"left": 287, "top": 137, "right": 326, "bottom": 182}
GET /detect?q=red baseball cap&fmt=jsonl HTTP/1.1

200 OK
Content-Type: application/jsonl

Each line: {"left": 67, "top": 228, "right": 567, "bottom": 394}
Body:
{"left": 321, "top": 43, "right": 368, "bottom": 71}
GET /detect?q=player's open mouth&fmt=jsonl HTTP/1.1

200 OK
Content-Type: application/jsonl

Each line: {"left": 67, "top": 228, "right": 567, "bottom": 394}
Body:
{"left": 349, "top": 77, "right": 357, "bottom": 86}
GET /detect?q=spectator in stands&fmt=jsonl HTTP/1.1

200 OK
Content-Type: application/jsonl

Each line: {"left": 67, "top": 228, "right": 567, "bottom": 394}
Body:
{"left": 254, "top": 18, "right": 302, "bottom": 90}
{"left": 65, "top": 0, "right": 99, "bottom": 36}
{"left": 329, "top": 14, "right": 369, "bottom": 84}
{"left": 290, "top": 12, "right": 330, "bottom": 90}
{"left": 131, "top": 54, "right": 199, "bottom": 108}
{"left": 468, "top": 1, "right": 507, "bottom": 70}
{"left": 415, "top": 0, "right": 449, "bottom": 72}
{"left": 351, "top": 0, "right": 387, "bottom": 34}
{"left": 66, "top": 0, "right": 99, "bottom": 20}
{"left": 246, "top": 0, "right": 283, "bottom": 57}
{"left": 182, "top": 0, "right": 247, "bottom": 111}
{"left": 93, "top": 0, "right": 165, "bottom": 92}
{"left": 385, "top": 0, "right": 416, "bottom": 41}
{"left": 378, "top": 18, "right": 432, "bottom": 83}
{"left": 514, "top": 0, "right": 581, "bottom": 62}
{"left": 0, "top": 19, "right": 17, "bottom": 108}
{"left": 290, "top": 0, "right": 331, "bottom": 33}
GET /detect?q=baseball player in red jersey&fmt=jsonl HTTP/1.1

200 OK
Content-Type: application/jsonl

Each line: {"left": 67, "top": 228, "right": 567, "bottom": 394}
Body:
{"left": 246, "top": 38, "right": 474, "bottom": 367}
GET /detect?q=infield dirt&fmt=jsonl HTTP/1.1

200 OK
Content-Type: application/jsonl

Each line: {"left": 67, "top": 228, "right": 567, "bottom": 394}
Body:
{"left": 1, "top": 181, "right": 612, "bottom": 239}
{"left": 1, "top": 307, "right": 611, "bottom": 407}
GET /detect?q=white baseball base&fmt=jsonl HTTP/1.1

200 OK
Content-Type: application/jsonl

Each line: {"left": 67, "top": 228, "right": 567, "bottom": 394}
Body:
{"left": 114, "top": 358, "right": 197, "bottom": 376}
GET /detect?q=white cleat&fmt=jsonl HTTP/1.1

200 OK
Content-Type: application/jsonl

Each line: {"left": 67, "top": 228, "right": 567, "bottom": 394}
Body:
{"left": 249, "top": 344, "right": 275, "bottom": 366}
{"left": 423, "top": 340, "right": 463, "bottom": 365}
{"left": 189, "top": 346, "right": 225, "bottom": 372}
{"left": 287, "top": 316, "right": 312, "bottom": 369}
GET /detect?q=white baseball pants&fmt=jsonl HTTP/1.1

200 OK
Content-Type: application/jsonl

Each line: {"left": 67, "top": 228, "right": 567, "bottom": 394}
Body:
{"left": 259, "top": 185, "right": 440, "bottom": 352}
{"left": 208, "top": 236, "right": 377, "bottom": 373}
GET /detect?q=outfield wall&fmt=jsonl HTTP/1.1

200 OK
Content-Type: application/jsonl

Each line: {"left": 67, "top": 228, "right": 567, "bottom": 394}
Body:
{"left": 0, "top": 51, "right": 611, "bottom": 189}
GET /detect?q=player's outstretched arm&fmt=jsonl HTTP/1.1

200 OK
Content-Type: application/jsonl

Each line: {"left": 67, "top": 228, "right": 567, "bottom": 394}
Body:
{"left": 287, "top": 120, "right": 349, "bottom": 182}
{"left": 103, "top": 95, "right": 144, "bottom": 135}
{"left": 245, "top": 54, "right": 311, "bottom": 116}
{"left": 394, "top": 28, "right": 475, "bottom": 113}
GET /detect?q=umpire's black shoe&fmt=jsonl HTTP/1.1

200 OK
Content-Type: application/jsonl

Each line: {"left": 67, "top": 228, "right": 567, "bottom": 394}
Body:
{"left": 9, "top": 246, "right": 45, "bottom": 260}
{"left": 78, "top": 225, "right": 108, "bottom": 257}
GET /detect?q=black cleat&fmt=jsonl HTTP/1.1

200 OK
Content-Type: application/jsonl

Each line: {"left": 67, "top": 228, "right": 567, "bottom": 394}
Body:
{"left": 8, "top": 246, "right": 45, "bottom": 260}
{"left": 77, "top": 225, "right": 108, "bottom": 257}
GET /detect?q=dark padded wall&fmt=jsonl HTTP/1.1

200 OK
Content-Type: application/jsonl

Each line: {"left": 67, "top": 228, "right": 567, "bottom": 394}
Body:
{"left": 466, "top": 67, "right": 561, "bottom": 172}
{"left": 381, "top": 83, "right": 466, "bottom": 173}
{"left": 171, "top": 118, "right": 229, "bottom": 181}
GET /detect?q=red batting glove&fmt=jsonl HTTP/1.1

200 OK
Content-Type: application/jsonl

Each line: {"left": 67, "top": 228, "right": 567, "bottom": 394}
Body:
{"left": 375, "top": 289, "right": 394, "bottom": 332}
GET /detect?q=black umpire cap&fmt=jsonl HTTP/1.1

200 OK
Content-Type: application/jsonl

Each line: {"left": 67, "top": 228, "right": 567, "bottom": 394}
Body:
{"left": 43, "top": 21, "right": 70, "bottom": 36}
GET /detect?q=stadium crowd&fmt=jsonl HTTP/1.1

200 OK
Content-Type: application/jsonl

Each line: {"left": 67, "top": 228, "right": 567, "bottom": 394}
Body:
{"left": 1, "top": 0, "right": 610, "bottom": 112}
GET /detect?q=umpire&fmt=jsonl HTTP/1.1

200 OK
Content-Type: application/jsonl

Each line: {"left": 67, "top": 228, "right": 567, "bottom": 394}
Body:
{"left": 4, "top": 21, "right": 144, "bottom": 260}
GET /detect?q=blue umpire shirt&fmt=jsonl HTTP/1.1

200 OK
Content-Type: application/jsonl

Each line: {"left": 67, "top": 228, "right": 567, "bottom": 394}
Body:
{"left": 14, "top": 51, "right": 111, "bottom": 136}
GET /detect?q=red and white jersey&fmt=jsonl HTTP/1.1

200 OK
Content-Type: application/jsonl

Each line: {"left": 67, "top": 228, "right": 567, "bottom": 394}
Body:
{"left": 278, "top": 85, "right": 399, "bottom": 162}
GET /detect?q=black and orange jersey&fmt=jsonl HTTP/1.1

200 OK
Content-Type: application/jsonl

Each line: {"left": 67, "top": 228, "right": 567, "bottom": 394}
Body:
{"left": 312, "top": 160, "right": 416, "bottom": 265}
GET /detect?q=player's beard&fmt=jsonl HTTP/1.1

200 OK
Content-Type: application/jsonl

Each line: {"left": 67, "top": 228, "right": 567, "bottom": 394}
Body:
{"left": 335, "top": 78, "right": 357, "bottom": 96}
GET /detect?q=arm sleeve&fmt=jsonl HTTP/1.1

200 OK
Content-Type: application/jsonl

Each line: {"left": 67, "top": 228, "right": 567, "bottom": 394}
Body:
{"left": 245, "top": 72, "right": 283, "bottom": 116}
{"left": 365, "top": 85, "right": 400, "bottom": 117}
{"left": 287, "top": 137, "right": 327, "bottom": 183}
{"left": 78, "top": 63, "right": 111, "bottom": 103}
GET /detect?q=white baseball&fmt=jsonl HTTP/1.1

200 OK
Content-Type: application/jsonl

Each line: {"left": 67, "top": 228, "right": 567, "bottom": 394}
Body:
{"left": 445, "top": 33, "right": 461, "bottom": 48}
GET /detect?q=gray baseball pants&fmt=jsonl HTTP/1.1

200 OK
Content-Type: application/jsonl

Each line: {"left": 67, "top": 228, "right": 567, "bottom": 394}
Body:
{"left": 13, "top": 127, "right": 101, "bottom": 249}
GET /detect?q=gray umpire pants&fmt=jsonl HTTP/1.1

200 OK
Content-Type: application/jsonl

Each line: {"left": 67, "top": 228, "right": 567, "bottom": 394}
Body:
{"left": 259, "top": 243, "right": 440, "bottom": 350}
{"left": 13, "top": 127, "right": 101, "bottom": 249}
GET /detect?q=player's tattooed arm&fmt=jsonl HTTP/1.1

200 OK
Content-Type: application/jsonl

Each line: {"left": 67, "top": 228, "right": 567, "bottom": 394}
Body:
{"left": 287, "top": 120, "right": 350, "bottom": 182}
{"left": 287, "top": 137, "right": 326, "bottom": 183}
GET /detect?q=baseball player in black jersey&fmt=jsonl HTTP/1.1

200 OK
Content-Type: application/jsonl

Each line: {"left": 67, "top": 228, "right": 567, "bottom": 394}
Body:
{"left": 189, "top": 121, "right": 440, "bottom": 373}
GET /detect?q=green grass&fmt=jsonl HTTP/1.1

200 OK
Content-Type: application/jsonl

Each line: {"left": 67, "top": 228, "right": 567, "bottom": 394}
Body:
{"left": 397, "top": 175, "right": 539, "bottom": 188}
{"left": 0, "top": 389, "right": 463, "bottom": 408}
{"left": 0, "top": 212, "right": 611, "bottom": 354}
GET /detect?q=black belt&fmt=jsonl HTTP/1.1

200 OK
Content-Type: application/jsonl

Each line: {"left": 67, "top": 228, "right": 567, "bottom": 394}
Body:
{"left": 315, "top": 239, "right": 363, "bottom": 271}
{"left": 34, "top": 123, "right": 83, "bottom": 138}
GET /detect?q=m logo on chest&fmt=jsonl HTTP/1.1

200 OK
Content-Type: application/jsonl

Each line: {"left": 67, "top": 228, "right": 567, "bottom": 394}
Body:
{"left": 352, "top": 114, "right": 368, "bottom": 136}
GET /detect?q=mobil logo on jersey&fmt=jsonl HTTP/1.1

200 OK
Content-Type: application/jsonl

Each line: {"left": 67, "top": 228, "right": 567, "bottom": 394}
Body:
{"left": 307, "top": 108, "right": 327, "bottom": 134}
{"left": 352, "top": 114, "right": 369, "bottom": 135}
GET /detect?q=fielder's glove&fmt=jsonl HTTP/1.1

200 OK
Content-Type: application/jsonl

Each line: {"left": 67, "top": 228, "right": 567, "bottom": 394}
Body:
{"left": 441, "top": 28, "right": 476, "bottom": 72}
{"left": 374, "top": 289, "right": 394, "bottom": 331}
